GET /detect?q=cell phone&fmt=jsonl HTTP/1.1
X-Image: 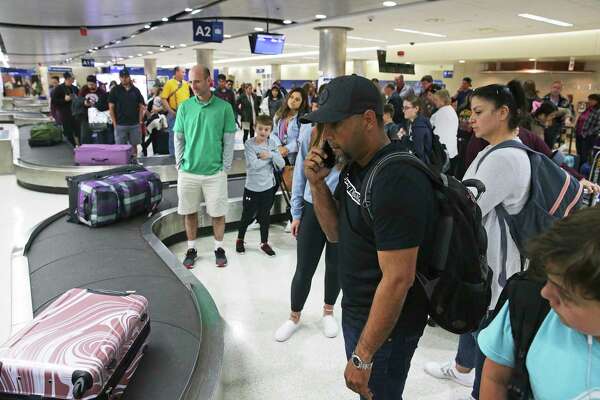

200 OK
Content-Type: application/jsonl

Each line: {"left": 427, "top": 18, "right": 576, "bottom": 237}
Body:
{"left": 322, "top": 140, "right": 336, "bottom": 169}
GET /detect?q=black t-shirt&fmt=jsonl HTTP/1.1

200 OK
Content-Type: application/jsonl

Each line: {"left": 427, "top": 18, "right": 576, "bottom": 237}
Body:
{"left": 108, "top": 84, "right": 145, "bottom": 125}
{"left": 334, "top": 142, "right": 438, "bottom": 336}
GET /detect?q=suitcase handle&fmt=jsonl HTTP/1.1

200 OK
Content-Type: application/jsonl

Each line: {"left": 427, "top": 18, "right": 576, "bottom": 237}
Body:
{"left": 86, "top": 288, "right": 136, "bottom": 296}
{"left": 91, "top": 157, "right": 109, "bottom": 162}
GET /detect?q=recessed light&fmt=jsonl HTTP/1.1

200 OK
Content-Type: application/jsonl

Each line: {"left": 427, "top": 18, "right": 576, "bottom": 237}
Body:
{"left": 147, "top": 51, "right": 153, "bottom": 54}
{"left": 191, "top": 8, "right": 202, "bottom": 15}
{"left": 93, "top": 47, "right": 99, "bottom": 50}
{"left": 254, "top": 27, "right": 264, "bottom": 32}
{"left": 529, "top": 58, "right": 536, "bottom": 61}
{"left": 118, "top": 57, "right": 124, "bottom": 61}
{"left": 169, "top": 45, "right": 176, "bottom": 48}
{"left": 128, "top": 55, "right": 134, "bottom": 58}
{"left": 382, "top": 1, "right": 397, "bottom": 6}
{"left": 137, "top": 53, "right": 142, "bottom": 56}
{"left": 179, "top": 43, "right": 187, "bottom": 47}
{"left": 518, "top": 13, "right": 573, "bottom": 27}
{"left": 393, "top": 28, "right": 447, "bottom": 38}
{"left": 144, "top": 24, "right": 151, "bottom": 29}
{"left": 161, "top": 17, "right": 169, "bottom": 22}
{"left": 131, "top": 34, "right": 136, "bottom": 38}
{"left": 223, "top": 34, "right": 232, "bottom": 39}
{"left": 150, "top": 26, "right": 157, "bottom": 30}
{"left": 315, "top": 14, "right": 327, "bottom": 19}
{"left": 87, "top": 49, "right": 93, "bottom": 52}
{"left": 160, "top": 48, "right": 166, "bottom": 52}
{"left": 459, "top": 60, "right": 466, "bottom": 63}
{"left": 283, "top": 19, "right": 292, "bottom": 25}
{"left": 115, "top": 40, "right": 121, "bottom": 44}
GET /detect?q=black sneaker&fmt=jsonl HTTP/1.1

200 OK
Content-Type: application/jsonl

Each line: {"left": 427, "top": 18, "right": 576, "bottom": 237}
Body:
{"left": 183, "top": 248, "right": 198, "bottom": 269}
{"left": 236, "top": 239, "right": 245, "bottom": 254}
{"left": 215, "top": 247, "right": 228, "bottom": 268}
{"left": 260, "top": 243, "right": 276, "bottom": 257}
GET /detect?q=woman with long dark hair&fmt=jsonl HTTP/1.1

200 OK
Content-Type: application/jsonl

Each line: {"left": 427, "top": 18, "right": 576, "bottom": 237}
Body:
{"left": 575, "top": 93, "right": 600, "bottom": 165}
{"left": 425, "top": 81, "right": 532, "bottom": 399}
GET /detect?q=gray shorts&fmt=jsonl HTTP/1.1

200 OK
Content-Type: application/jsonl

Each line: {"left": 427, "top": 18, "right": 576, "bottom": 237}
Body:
{"left": 115, "top": 124, "right": 142, "bottom": 146}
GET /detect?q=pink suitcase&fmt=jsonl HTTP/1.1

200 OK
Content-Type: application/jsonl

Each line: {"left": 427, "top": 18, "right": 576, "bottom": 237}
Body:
{"left": 74, "top": 145, "right": 133, "bottom": 166}
{"left": 0, "top": 288, "right": 149, "bottom": 399}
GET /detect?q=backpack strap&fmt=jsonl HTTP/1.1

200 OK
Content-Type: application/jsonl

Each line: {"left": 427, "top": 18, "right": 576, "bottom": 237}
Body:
{"left": 505, "top": 273, "right": 551, "bottom": 399}
{"left": 475, "top": 140, "right": 533, "bottom": 172}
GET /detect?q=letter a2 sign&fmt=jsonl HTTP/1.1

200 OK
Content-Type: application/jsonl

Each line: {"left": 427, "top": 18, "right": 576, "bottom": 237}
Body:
{"left": 193, "top": 20, "right": 224, "bottom": 43}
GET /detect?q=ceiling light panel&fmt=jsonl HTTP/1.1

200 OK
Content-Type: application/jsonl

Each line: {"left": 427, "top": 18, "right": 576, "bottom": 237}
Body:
{"left": 393, "top": 28, "right": 447, "bottom": 38}
{"left": 518, "top": 14, "right": 573, "bottom": 27}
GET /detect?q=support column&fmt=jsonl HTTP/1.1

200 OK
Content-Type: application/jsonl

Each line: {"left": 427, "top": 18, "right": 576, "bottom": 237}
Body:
{"left": 353, "top": 60, "right": 368, "bottom": 77}
{"left": 37, "top": 65, "right": 49, "bottom": 98}
{"left": 270, "top": 64, "right": 282, "bottom": 81}
{"left": 315, "top": 26, "right": 352, "bottom": 79}
{"left": 195, "top": 49, "right": 214, "bottom": 72}
{"left": 144, "top": 58, "right": 157, "bottom": 83}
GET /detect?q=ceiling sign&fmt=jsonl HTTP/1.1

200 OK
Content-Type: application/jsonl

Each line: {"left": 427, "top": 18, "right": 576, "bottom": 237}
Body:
{"left": 193, "top": 20, "right": 224, "bottom": 43}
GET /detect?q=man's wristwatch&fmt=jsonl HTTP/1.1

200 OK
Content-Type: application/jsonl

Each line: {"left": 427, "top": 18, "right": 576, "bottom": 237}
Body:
{"left": 351, "top": 352, "right": 373, "bottom": 370}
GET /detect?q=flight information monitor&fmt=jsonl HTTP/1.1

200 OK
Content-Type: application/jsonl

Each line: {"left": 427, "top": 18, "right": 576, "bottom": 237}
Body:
{"left": 249, "top": 33, "right": 286, "bottom": 55}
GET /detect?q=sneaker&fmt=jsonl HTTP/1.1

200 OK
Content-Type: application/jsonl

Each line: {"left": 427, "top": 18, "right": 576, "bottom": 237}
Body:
{"left": 260, "top": 243, "right": 276, "bottom": 257}
{"left": 215, "top": 247, "right": 228, "bottom": 268}
{"left": 284, "top": 221, "right": 292, "bottom": 233}
{"left": 247, "top": 220, "right": 260, "bottom": 231}
{"left": 236, "top": 239, "right": 245, "bottom": 254}
{"left": 274, "top": 319, "right": 299, "bottom": 342}
{"left": 322, "top": 314, "right": 339, "bottom": 338}
{"left": 424, "top": 361, "right": 475, "bottom": 387}
{"left": 183, "top": 248, "right": 198, "bottom": 269}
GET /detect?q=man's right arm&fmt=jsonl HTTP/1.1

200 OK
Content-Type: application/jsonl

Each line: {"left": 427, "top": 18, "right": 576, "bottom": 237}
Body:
{"left": 108, "top": 103, "right": 117, "bottom": 126}
{"left": 304, "top": 147, "right": 339, "bottom": 242}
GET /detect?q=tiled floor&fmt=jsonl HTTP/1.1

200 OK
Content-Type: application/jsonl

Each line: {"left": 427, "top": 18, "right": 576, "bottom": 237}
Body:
{"left": 170, "top": 227, "right": 473, "bottom": 400}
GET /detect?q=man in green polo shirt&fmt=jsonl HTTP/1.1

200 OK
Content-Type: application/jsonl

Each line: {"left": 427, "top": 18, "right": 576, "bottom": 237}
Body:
{"left": 174, "top": 65, "right": 237, "bottom": 269}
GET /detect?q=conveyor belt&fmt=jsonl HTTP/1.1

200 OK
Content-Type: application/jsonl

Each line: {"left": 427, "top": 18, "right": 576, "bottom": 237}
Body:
{"left": 24, "top": 188, "right": 219, "bottom": 400}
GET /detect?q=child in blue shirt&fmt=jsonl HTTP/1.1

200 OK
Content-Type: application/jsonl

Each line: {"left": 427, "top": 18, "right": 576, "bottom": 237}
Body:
{"left": 478, "top": 207, "right": 600, "bottom": 399}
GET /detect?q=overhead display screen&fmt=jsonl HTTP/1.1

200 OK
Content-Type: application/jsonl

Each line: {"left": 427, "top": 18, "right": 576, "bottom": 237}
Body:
{"left": 249, "top": 33, "right": 286, "bottom": 55}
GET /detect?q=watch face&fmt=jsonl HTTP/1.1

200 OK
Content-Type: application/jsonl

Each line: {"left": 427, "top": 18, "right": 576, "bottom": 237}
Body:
{"left": 351, "top": 354, "right": 361, "bottom": 367}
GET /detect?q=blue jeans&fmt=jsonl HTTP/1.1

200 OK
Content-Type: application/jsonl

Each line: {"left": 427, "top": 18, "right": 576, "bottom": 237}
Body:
{"left": 167, "top": 113, "right": 176, "bottom": 156}
{"left": 343, "top": 316, "right": 421, "bottom": 400}
{"left": 455, "top": 329, "right": 486, "bottom": 399}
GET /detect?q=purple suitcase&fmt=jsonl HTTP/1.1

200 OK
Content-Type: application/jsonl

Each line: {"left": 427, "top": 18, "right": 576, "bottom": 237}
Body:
{"left": 0, "top": 288, "right": 150, "bottom": 399}
{"left": 74, "top": 145, "right": 132, "bottom": 166}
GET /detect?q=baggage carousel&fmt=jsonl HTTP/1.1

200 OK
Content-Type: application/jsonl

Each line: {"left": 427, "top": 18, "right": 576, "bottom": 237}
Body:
{"left": 7, "top": 123, "right": 289, "bottom": 399}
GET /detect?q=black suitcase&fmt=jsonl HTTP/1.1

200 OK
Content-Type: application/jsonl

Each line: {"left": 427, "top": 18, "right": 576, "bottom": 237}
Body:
{"left": 151, "top": 129, "right": 170, "bottom": 155}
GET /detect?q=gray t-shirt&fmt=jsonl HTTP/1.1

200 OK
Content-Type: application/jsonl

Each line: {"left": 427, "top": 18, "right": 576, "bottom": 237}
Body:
{"left": 244, "top": 137, "right": 285, "bottom": 192}
{"left": 463, "top": 140, "right": 531, "bottom": 309}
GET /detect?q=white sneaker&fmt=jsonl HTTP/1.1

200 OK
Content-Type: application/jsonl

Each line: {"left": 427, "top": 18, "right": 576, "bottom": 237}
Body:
{"left": 247, "top": 220, "right": 260, "bottom": 231}
{"left": 274, "top": 319, "right": 299, "bottom": 342}
{"left": 322, "top": 314, "right": 339, "bottom": 338}
{"left": 424, "top": 361, "right": 475, "bottom": 387}
{"left": 284, "top": 221, "right": 292, "bottom": 233}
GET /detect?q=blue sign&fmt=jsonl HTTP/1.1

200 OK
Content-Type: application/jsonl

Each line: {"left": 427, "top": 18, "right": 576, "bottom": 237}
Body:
{"left": 82, "top": 58, "right": 95, "bottom": 67}
{"left": 193, "top": 20, "right": 224, "bottom": 43}
{"left": 48, "top": 67, "right": 73, "bottom": 73}
{"left": 443, "top": 70, "right": 454, "bottom": 78}
{"left": 256, "top": 68, "right": 265, "bottom": 74}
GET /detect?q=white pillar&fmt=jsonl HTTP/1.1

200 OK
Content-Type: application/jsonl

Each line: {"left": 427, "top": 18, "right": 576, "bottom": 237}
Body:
{"left": 195, "top": 49, "right": 214, "bottom": 72}
{"left": 353, "top": 60, "right": 368, "bottom": 77}
{"left": 315, "top": 27, "right": 353, "bottom": 79}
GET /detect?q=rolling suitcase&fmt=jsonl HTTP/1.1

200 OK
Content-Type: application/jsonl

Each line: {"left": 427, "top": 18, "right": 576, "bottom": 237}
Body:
{"left": 66, "top": 165, "right": 163, "bottom": 227}
{"left": 0, "top": 288, "right": 150, "bottom": 399}
{"left": 74, "top": 144, "right": 132, "bottom": 166}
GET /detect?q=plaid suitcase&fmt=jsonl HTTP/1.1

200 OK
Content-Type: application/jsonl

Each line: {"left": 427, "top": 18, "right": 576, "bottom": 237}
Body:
{"left": 66, "top": 166, "right": 162, "bottom": 227}
{"left": 0, "top": 288, "right": 150, "bottom": 399}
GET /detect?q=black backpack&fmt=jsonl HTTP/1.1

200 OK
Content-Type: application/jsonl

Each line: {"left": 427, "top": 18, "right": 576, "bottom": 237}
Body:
{"left": 482, "top": 271, "right": 551, "bottom": 399}
{"left": 358, "top": 151, "right": 492, "bottom": 334}
{"left": 429, "top": 131, "right": 450, "bottom": 174}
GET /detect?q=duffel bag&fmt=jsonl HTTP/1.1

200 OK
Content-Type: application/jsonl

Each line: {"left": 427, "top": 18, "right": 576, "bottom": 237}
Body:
{"left": 66, "top": 165, "right": 163, "bottom": 227}
{"left": 28, "top": 122, "right": 63, "bottom": 147}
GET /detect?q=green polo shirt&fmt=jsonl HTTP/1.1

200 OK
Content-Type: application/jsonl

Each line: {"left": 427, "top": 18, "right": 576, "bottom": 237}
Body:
{"left": 174, "top": 94, "right": 237, "bottom": 175}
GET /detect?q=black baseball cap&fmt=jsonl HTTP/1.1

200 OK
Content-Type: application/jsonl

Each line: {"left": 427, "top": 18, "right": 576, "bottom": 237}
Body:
{"left": 299, "top": 75, "right": 383, "bottom": 124}
{"left": 119, "top": 68, "right": 130, "bottom": 77}
{"left": 86, "top": 75, "right": 97, "bottom": 83}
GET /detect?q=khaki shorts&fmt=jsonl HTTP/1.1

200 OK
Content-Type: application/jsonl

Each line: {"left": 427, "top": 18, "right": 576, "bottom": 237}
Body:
{"left": 177, "top": 170, "right": 228, "bottom": 217}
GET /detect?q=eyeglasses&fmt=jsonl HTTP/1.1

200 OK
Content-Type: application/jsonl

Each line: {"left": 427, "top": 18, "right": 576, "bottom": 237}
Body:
{"left": 403, "top": 105, "right": 415, "bottom": 110}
